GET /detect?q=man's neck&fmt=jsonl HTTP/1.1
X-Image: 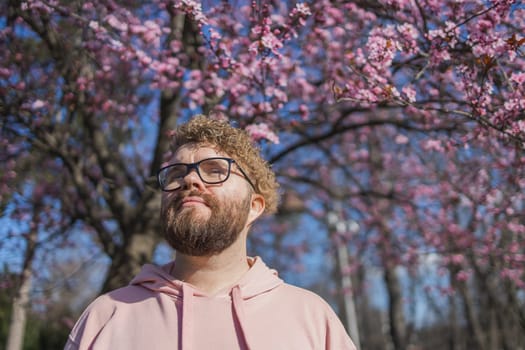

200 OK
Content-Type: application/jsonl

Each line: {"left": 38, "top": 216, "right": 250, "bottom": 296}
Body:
{"left": 170, "top": 238, "right": 250, "bottom": 295}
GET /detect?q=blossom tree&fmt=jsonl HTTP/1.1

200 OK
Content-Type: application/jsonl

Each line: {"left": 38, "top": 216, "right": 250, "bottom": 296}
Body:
{"left": 1, "top": 0, "right": 524, "bottom": 348}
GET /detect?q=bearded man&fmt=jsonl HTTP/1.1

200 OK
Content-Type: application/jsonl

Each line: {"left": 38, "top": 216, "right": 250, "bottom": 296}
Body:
{"left": 65, "top": 116, "right": 356, "bottom": 350}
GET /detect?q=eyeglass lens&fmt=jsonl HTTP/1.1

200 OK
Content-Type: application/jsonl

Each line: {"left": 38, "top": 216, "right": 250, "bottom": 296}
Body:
{"left": 160, "top": 158, "right": 231, "bottom": 191}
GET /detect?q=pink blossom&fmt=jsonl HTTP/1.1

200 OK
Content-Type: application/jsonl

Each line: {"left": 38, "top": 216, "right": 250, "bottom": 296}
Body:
{"left": 380, "top": 0, "right": 412, "bottom": 9}
{"left": 428, "top": 21, "right": 458, "bottom": 47}
{"left": 209, "top": 28, "right": 221, "bottom": 41}
{"left": 422, "top": 139, "right": 444, "bottom": 152}
{"left": 183, "top": 70, "right": 202, "bottom": 90}
{"left": 129, "top": 20, "right": 162, "bottom": 46}
{"left": 175, "top": 0, "right": 208, "bottom": 26}
{"left": 31, "top": 99, "right": 46, "bottom": 109}
{"left": 248, "top": 41, "right": 260, "bottom": 56}
{"left": 500, "top": 268, "right": 522, "bottom": 284}
{"left": 260, "top": 32, "right": 283, "bottom": 55}
{"left": 352, "top": 88, "right": 378, "bottom": 103}
{"left": 402, "top": 85, "right": 416, "bottom": 103}
{"left": 106, "top": 14, "right": 128, "bottom": 32}
{"left": 429, "top": 47, "right": 451, "bottom": 66}
{"left": 298, "top": 104, "right": 309, "bottom": 120}
{"left": 245, "top": 123, "right": 280, "bottom": 144}
{"left": 366, "top": 34, "right": 399, "bottom": 67}
{"left": 108, "top": 38, "right": 123, "bottom": 50}
{"left": 0, "top": 67, "right": 11, "bottom": 79}
{"left": 135, "top": 49, "right": 153, "bottom": 66}
{"left": 294, "top": 3, "right": 311, "bottom": 17}
{"left": 82, "top": 2, "right": 93, "bottom": 10}
{"left": 397, "top": 23, "right": 418, "bottom": 54}
{"left": 188, "top": 89, "right": 205, "bottom": 110}
{"left": 504, "top": 98, "right": 519, "bottom": 111}
{"left": 266, "top": 86, "right": 288, "bottom": 103}
{"left": 101, "top": 100, "right": 112, "bottom": 112}
{"left": 511, "top": 72, "right": 525, "bottom": 84}
{"left": 456, "top": 270, "right": 470, "bottom": 282}
{"left": 287, "top": 3, "right": 310, "bottom": 25}
{"left": 394, "top": 134, "right": 409, "bottom": 144}
{"left": 439, "top": 286, "right": 456, "bottom": 297}
{"left": 450, "top": 254, "right": 464, "bottom": 265}
{"left": 21, "top": 0, "right": 53, "bottom": 13}
{"left": 88, "top": 21, "right": 100, "bottom": 31}
{"left": 513, "top": 120, "right": 525, "bottom": 134}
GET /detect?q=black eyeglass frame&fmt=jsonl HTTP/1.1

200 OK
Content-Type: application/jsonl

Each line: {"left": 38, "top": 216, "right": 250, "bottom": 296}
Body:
{"left": 157, "top": 157, "right": 256, "bottom": 192}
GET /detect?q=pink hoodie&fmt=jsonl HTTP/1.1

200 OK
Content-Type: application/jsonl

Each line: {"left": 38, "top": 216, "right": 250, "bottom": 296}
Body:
{"left": 65, "top": 257, "right": 356, "bottom": 349}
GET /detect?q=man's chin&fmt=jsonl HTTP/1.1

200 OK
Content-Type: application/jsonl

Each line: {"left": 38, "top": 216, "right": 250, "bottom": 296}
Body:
{"left": 177, "top": 206, "right": 211, "bottom": 220}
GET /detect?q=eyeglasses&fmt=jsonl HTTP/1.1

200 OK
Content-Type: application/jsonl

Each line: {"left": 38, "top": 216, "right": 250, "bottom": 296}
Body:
{"left": 157, "top": 157, "right": 256, "bottom": 192}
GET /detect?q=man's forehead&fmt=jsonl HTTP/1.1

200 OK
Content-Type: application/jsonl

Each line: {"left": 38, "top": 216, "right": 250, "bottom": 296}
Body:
{"left": 172, "top": 142, "right": 229, "bottom": 161}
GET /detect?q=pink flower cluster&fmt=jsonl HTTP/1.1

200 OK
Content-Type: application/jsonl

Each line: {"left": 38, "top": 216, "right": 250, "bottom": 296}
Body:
{"left": 174, "top": 0, "right": 208, "bottom": 27}
{"left": 245, "top": 123, "right": 280, "bottom": 144}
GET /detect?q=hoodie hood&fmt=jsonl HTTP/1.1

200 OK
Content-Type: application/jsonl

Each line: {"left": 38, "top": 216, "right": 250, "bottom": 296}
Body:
{"left": 129, "top": 256, "right": 283, "bottom": 350}
{"left": 130, "top": 256, "right": 283, "bottom": 298}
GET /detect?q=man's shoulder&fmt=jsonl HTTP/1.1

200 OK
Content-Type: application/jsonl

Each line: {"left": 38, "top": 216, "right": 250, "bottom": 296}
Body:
{"left": 70, "top": 285, "right": 155, "bottom": 331}
{"left": 265, "top": 282, "right": 355, "bottom": 348}
{"left": 278, "top": 282, "right": 324, "bottom": 297}
{"left": 274, "top": 282, "right": 335, "bottom": 310}
{"left": 66, "top": 284, "right": 160, "bottom": 349}
{"left": 83, "top": 284, "right": 154, "bottom": 313}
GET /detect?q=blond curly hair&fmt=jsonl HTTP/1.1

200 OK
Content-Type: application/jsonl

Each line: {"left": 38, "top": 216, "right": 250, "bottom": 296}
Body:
{"left": 170, "top": 115, "right": 280, "bottom": 214}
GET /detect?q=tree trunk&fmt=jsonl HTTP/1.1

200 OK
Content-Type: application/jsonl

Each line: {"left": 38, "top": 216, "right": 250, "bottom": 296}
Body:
{"left": 6, "top": 226, "right": 37, "bottom": 350}
{"left": 334, "top": 242, "right": 361, "bottom": 349}
{"left": 101, "top": 229, "right": 160, "bottom": 293}
{"left": 100, "top": 167, "right": 163, "bottom": 293}
{"left": 6, "top": 271, "right": 32, "bottom": 350}
{"left": 457, "top": 282, "right": 486, "bottom": 350}
{"left": 383, "top": 265, "right": 407, "bottom": 350}
{"left": 448, "top": 294, "right": 462, "bottom": 350}
{"left": 366, "top": 131, "right": 407, "bottom": 350}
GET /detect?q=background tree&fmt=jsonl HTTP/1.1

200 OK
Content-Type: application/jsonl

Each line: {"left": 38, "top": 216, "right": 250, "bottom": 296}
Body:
{"left": 1, "top": 1, "right": 524, "bottom": 349}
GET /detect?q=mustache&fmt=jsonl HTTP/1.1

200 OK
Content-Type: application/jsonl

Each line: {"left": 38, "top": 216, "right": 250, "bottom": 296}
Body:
{"left": 172, "top": 190, "right": 216, "bottom": 210}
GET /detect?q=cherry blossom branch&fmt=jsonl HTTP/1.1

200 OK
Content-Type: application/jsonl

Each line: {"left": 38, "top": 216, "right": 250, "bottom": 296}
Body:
{"left": 269, "top": 117, "right": 458, "bottom": 164}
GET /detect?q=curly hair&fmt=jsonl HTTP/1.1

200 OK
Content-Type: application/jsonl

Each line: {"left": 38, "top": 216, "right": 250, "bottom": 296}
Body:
{"left": 170, "top": 115, "right": 280, "bottom": 214}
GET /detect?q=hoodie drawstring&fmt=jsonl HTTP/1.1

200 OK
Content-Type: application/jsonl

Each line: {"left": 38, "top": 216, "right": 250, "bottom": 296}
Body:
{"left": 181, "top": 283, "right": 194, "bottom": 350}
{"left": 232, "top": 285, "right": 252, "bottom": 350}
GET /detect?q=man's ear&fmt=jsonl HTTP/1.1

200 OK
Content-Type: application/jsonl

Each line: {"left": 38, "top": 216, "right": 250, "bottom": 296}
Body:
{"left": 247, "top": 193, "right": 265, "bottom": 226}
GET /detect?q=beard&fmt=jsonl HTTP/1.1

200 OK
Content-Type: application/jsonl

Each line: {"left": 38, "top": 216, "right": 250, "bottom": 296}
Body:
{"left": 161, "top": 190, "right": 251, "bottom": 256}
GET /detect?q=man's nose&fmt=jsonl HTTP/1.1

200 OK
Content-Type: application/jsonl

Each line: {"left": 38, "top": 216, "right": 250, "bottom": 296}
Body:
{"left": 181, "top": 168, "right": 205, "bottom": 190}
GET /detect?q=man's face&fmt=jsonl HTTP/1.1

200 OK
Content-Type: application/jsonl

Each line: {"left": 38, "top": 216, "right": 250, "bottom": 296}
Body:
{"left": 160, "top": 143, "right": 253, "bottom": 256}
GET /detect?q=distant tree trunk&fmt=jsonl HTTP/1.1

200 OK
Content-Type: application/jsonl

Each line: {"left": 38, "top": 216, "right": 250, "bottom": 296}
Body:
{"left": 367, "top": 132, "right": 407, "bottom": 350}
{"left": 457, "top": 281, "right": 486, "bottom": 350}
{"left": 448, "top": 295, "right": 462, "bottom": 350}
{"left": 383, "top": 264, "right": 407, "bottom": 350}
{"left": 489, "top": 305, "right": 499, "bottom": 350}
{"left": 333, "top": 241, "right": 361, "bottom": 349}
{"left": 6, "top": 227, "right": 37, "bottom": 350}
{"left": 6, "top": 273, "right": 32, "bottom": 350}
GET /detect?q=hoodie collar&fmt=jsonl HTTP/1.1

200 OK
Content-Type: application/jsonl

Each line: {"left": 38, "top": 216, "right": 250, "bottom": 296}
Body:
{"left": 130, "top": 256, "right": 283, "bottom": 299}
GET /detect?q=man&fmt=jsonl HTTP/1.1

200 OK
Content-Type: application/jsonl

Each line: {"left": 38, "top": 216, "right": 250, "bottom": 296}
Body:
{"left": 65, "top": 116, "right": 356, "bottom": 349}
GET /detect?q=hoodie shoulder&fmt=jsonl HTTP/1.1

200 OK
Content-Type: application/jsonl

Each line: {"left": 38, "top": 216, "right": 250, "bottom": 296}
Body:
{"left": 277, "top": 282, "right": 336, "bottom": 312}
{"left": 65, "top": 292, "right": 116, "bottom": 349}
{"left": 266, "top": 283, "right": 356, "bottom": 349}
{"left": 65, "top": 284, "right": 155, "bottom": 349}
